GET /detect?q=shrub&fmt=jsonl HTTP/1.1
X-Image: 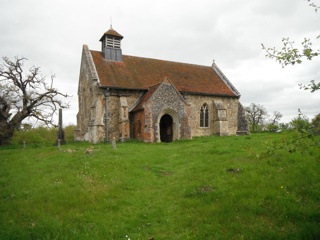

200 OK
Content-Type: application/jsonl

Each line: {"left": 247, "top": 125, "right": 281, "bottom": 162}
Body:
{"left": 290, "top": 115, "right": 310, "bottom": 132}
{"left": 64, "top": 124, "right": 76, "bottom": 142}
{"left": 266, "top": 123, "right": 279, "bottom": 132}
{"left": 10, "top": 125, "right": 75, "bottom": 145}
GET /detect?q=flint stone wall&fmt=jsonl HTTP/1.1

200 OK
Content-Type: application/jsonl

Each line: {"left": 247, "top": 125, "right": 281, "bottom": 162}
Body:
{"left": 147, "top": 83, "right": 191, "bottom": 142}
{"left": 186, "top": 94, "right": 239, "bottom": 137}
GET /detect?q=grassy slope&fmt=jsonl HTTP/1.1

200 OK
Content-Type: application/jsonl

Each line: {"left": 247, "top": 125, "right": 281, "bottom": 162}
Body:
{"left": 0, "top": 134, "right": 319, "bottom": 239}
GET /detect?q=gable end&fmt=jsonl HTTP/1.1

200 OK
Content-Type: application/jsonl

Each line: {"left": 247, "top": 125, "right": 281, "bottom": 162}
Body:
{"left": 212, "top": 61, "right": 240, "bottom": 97}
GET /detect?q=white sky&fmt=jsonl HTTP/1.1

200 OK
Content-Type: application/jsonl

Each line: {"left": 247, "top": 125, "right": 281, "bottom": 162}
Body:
{"left": 0, "top": 0, "right": 319, "bottom": 125}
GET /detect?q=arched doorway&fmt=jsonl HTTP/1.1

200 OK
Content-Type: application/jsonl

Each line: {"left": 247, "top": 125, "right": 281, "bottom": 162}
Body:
{"left": 160, "top": 114, "right": 173, "bottom": 142}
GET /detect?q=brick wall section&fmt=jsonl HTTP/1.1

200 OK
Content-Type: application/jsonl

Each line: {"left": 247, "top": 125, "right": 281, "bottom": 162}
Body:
{"left": 131, "top": 110, "right": 145, "bottom": 141}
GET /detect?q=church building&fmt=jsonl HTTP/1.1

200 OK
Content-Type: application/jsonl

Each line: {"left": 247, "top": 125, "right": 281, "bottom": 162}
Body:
{"left": 74, "top": 27, "right": 248, "bottom": 143}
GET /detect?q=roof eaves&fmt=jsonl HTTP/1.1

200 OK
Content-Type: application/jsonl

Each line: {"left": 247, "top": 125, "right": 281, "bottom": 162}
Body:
{"left": 130, "top": 82, "right": 163, "bottom": 113}
{"left": 129, "top": 92, "right": 146, "bottom": 112}
{"left": 99, "top": 29, "right": 124, "bottom": 41}
{"left": 180, "top": 91, "right": 239, "bottom": 98}
{"left": 98, "top": 85, "right": 147, "bottom": 91}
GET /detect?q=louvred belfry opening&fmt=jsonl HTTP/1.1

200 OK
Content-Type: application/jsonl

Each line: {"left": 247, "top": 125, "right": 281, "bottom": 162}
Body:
{"left": 99, "top": 27, "right": 124, "bottom": 61}
{"left": 107, "top": 36, "right": 121, "bottom": 48}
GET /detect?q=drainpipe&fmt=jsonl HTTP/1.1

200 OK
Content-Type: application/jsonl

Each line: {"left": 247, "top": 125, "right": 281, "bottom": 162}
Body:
{"left": 105, "top": 88, "right": 109, "bottom": 143}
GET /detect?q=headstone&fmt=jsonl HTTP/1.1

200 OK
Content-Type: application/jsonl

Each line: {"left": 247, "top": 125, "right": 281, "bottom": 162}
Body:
{"left": 112, "top": 137, "right": 116, "bottom": 149}
{"left": 54, "top": 108, "right": 66, "bottom": 146}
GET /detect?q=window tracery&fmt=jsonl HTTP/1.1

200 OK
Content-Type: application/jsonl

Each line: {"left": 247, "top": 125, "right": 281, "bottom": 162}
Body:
{"left": 200, "top": 103, "right": 209, "bottom": 127}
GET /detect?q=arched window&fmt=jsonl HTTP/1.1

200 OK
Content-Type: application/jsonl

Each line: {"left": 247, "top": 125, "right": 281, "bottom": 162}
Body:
{"left": 200, "top": 103, "right": 209, "bottom": 127}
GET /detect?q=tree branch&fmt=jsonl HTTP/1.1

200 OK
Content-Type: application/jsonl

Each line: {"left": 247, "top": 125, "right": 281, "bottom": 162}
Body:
{"left": 0, "top": 56, "right": 70, "bottom": 140}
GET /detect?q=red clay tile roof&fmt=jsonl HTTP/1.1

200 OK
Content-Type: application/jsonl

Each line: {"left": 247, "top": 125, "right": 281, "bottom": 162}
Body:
{"left": 90, "top": 50, "right": 238, "bottom": 97}
{"left": 131, "top": 78, "right": 188, "bottom": 112}
{"left": 131, "top": 82, "right": 161, "bottom": 112}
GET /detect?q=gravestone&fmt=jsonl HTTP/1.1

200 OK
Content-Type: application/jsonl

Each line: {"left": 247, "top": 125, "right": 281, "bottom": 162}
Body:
{"left": 112, "top": 137, "right": 116, "bottom": 149}
{"left": 54, "top": 108, "right": 66, "bottom": 145}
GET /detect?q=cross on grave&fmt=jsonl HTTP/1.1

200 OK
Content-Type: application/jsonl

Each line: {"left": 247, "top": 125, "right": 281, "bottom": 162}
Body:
{"left": 54, "top": 108, "right": 66, "bottom": 145}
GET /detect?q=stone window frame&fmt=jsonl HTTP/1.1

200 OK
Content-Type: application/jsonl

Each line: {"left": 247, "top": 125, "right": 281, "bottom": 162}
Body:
{"left": 200, "top": 103, "right": 209, "bottom": 128}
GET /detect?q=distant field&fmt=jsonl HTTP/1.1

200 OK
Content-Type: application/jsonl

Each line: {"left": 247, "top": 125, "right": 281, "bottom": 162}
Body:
{"left": 0, "top": 133, "right": 319, "bottom": 239}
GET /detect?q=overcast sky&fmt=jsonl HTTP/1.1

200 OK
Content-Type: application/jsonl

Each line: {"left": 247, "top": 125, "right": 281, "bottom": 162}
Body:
{"left": 1, "top": 0, "right": 319, "bottom": 125}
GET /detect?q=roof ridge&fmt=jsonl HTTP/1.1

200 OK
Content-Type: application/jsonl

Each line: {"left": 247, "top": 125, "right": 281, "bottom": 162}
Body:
{"left": 89, "top": 50, "right": 210, "bottom": 68}
{"left": 84, "top": 50, "right": 207, "bottom": 67}
{"left": 123, "top": 54, "right": 210, "bottom": 68}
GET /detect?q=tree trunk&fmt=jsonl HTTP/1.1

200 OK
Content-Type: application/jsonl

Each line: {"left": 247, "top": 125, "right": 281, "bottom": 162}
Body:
{"left": 0, "top": 121, "right": 15, "bottom": 145}
{"left": 0, "top": 112, "right": 22, "bottom": 145}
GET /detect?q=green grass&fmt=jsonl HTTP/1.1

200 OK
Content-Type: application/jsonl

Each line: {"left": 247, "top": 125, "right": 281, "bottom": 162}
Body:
{"left": 1, "top": 133, "right": 319, "bottom": 239}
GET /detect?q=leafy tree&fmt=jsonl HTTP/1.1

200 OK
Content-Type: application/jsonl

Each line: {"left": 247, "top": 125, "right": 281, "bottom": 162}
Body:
{"left": 261, "top": 0, "right": 320, "bottom": 92}
{"left": 245, "top": 103, "right": 268, "bottom": 132}
{"left": 0, "top": 56, "right": 69, "bottom": 145}
{"left": 261, "top": 110, "right": 319, "bottom": 157}
{"left": 266, "top": 123, "right": 278, "bottom": 132}
{"left": 307, "top": 0, "right": 320, "bottom": 12}
{"left": 259, "top": 1, "right": 320, "bottom": 157}
{"left": 311, "top": 113, "right": 320, "bottom": 135}
{"left": 262, "top": 37, "right": 319, "bottom": 68}
{"left": 290, "top": 113, "right": 310, "bottom": 132}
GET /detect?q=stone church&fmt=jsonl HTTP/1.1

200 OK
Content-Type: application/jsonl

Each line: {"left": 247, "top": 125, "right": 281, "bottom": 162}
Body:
{"left": 74, "top": 27, "right": 248, "bottom": 143}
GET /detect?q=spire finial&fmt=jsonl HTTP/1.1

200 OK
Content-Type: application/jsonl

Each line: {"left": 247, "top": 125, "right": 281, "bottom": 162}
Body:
{"left": 110, "top": 17, "right": 113, "bottom": 29}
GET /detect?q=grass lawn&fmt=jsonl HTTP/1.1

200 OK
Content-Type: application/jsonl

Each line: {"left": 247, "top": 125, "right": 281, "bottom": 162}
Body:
{"left": 0, "top": 133, "right": 319, "bottom": 239}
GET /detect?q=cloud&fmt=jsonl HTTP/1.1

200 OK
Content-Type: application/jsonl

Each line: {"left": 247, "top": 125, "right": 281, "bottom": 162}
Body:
{"left": 0, "top": 0, "right": 319, "bottom": 125}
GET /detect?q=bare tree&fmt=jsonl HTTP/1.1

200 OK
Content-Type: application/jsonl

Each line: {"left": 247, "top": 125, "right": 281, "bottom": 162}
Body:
{"left": 265, "top": 111, "right": 283, "bottom": 132}
{"left": 270, "top": 111, "right": 283, "bottom": 125}
{"left": 245, "top": 103, "right": 268, "bottom": 132}
{"left": 0, "top": 56, "right": 69, "bottom": 145}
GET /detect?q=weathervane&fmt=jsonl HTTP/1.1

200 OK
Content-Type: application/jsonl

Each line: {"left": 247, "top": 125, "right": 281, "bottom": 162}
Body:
{"left": 110, "top": 17, "right": 113, "bottom": 29}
